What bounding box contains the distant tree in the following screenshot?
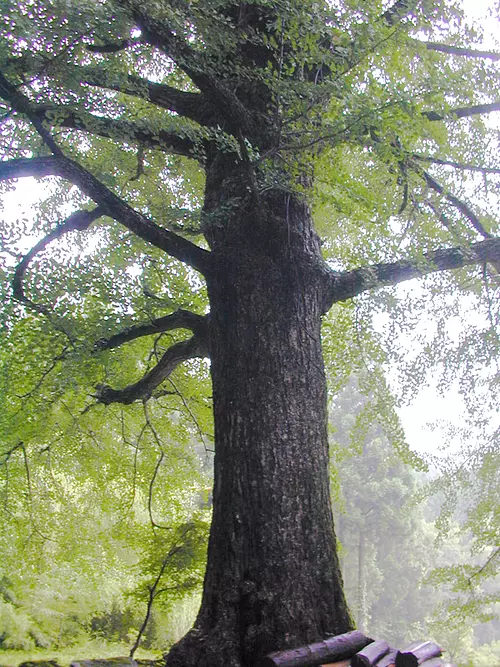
[329,380,434,645]
[1,1,500,665]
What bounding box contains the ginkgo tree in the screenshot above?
[1,0,500,665]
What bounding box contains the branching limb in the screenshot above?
[95,334,208,405]
[322,237,500,310]
[0,69,205,159]
[115,0,258,137]
[424,101,500,121]
[0,71,62,156]
[0,157,212,275]
[422,42,500,61]
[419,167,493,240]
[95,309,208,350]
[468,546,500,584]
[129,524,195,658]
[142,402,171,531]
[8,208,102,342]
[167,378,213,454]
[0,441,24,467]
[34,104,200,158]
[12,207,104,306]
[325,1,419,88]
[79,66,219,128]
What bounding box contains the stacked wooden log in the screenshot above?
[258,631,457,667]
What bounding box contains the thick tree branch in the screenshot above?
[115,0,258,137]
[79,66,219,128]
[34,104,200,158]
[95,309,208,351]
[12,207,104,304]
[424,101,500,122]
[0,69,209,160]
[95,334,208,405]
[0,157,212,275]
[423,42,500,61]
[322,238,500,310]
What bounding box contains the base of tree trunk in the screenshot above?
[166,626,243,667]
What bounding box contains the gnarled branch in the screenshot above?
[79,66,219,128]
[12,207,104,304]
[95,334,208,405]
[0,156,212,275]
[95,309,208,351]
[322,237,500,310]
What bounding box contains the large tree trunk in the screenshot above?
[166,157,352,667]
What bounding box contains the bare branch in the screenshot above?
[468,546,500,584]
[322,238,500,310]
[0,156,212,275]
[95,334,208,405]
[412,155,500,175]
[95,309,208,350]
[167,377,213,454]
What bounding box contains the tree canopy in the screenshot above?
[1,0,500,665]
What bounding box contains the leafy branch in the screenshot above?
[95,334,208,405]
[0,156,212,274]
[322,238,500,310]
[12,206,104,310]
[95,309,208,351]
[129,525,196,658]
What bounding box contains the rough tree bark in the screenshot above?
[166,157,352,666]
